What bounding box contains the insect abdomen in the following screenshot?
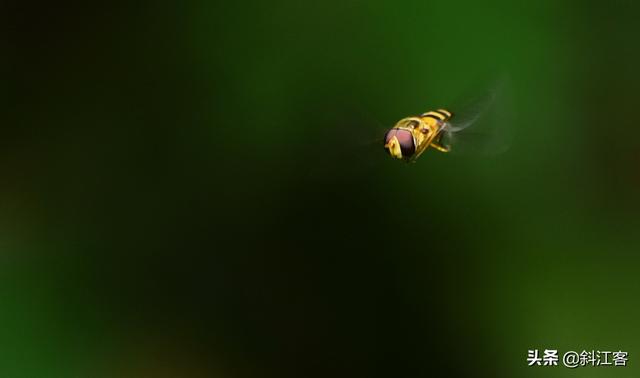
[420,109,452,121]
[420,109,452,122]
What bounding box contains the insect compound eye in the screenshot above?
[394,129,415,157]
[384,128,415,158]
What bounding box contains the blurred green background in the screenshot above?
[4,0,640,377]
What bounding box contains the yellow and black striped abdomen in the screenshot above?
[420,109,452,122]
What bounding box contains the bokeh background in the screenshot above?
[5,0,640,377]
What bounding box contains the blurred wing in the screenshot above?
[440,77,513,155]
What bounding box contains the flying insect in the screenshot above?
[384,109,453,161]
[383,80,509,162]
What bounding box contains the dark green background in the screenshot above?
[5,0,640,377]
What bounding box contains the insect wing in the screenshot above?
[443,77,513,155]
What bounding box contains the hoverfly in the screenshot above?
[384,109,453,161]
[383,79,509,162]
